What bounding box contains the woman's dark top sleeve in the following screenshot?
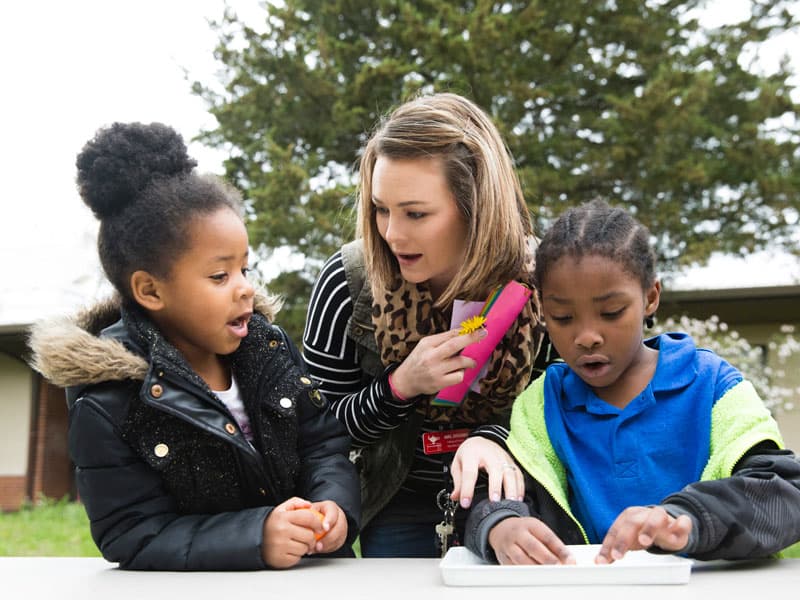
[302,252,416,448]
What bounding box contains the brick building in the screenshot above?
[0,323,72,511]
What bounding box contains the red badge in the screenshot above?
[421,429,470,455]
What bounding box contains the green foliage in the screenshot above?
[653,316,800,413]
[0,496,100,557]
[195,0,800,342]
[783,541,800,558]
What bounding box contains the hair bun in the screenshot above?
[76,122,197,219]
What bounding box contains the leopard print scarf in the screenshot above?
[372,277,542,424]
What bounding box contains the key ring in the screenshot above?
[436,488,457,513]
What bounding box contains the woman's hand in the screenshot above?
[489,517,575,565]
[450,437,525,508]
[595,506,692,564]
[389,328,486,400]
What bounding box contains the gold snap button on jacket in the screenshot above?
[154,443,169,458]
[269,340,279,348]
[150,384,163,398]
[224,423,236,435]
[300,376,312,385]
[353,326,364,337]
[309,389,325,408]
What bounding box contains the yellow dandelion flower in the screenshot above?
[459,315,486,335]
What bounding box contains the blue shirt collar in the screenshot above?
[553,332,698,411]
[648,332,698,392]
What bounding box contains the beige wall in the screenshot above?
[0,353,32,475]
[778,411,800,453]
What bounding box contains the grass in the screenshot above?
[782,542,800,558]
[0,496,100,557]
[0,496,797,559]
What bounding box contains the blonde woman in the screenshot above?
[303,93,550,557]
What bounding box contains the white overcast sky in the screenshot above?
[1,0,798,326]
[1,0,264,324]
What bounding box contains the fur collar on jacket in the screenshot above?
[29,292,279,389]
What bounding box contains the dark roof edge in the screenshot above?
[662,284,800,303]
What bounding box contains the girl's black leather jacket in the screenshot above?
[30,299,360,570]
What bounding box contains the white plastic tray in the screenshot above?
[440,545,692,586]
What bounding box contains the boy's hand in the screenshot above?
[309,500,348,554]
[488,516,575,565]
[596,506,692,564]
[262,497,318,568]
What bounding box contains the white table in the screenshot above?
[2,556,798,599]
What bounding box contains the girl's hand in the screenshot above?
[262,497,318,568]
[389,328,487,399]
[596,506,692,564]
[309,500,348,554]
[450,437,525,508]
[488,517,575,565]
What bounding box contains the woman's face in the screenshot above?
[371,155,469,299]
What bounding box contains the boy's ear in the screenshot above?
[645,279,661,317]
[130,270,165,311]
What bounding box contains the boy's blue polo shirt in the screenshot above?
[543,333,742,543]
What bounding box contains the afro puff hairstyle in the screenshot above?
[76,122,243,299]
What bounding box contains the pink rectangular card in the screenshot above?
[432,281,531,406]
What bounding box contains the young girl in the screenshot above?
[29,122,360,570]
[461,199,800,564]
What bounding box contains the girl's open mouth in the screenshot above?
[227,314,251,338]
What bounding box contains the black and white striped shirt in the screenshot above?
[303,251,518,491]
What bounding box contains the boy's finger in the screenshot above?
[653,514,692,551]
[518,537,562,565]
[596,533,613,563]
[639,507,672,547]
[529,520,574,564]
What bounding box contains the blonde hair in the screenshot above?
[357,92,533,306]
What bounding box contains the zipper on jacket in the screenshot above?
[523,461,590,545]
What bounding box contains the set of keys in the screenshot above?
[435,488,459,558]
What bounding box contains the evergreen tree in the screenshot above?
[194,0,800,341]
